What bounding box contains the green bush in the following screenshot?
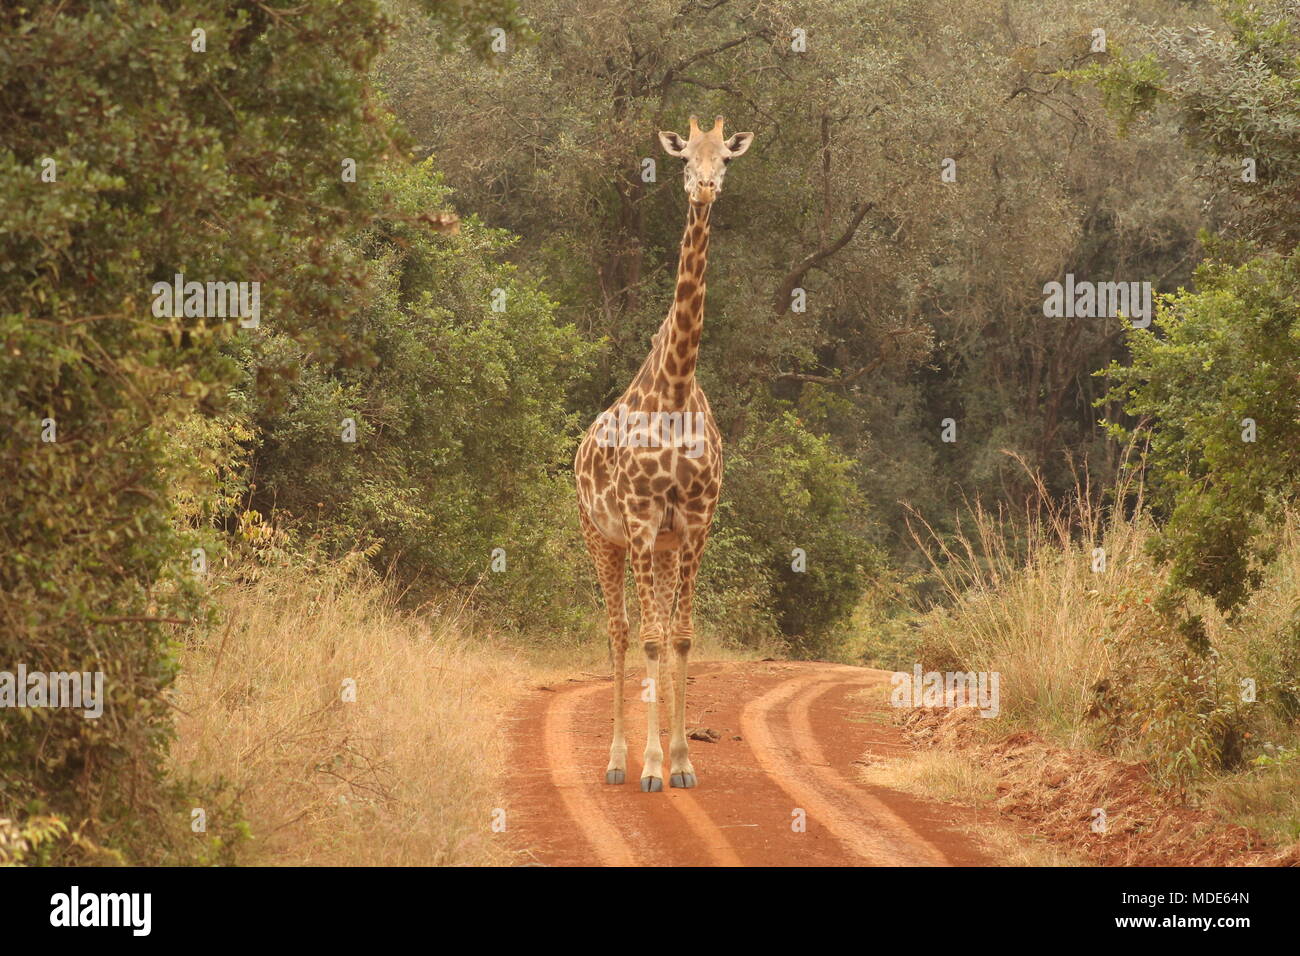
[701,406,878,655]
[238,162,597,629]
[0,0,406,861]
[1102,249,1300,613]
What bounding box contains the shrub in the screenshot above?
[1102,249,1300,613]
[237,162,597,629]
[0,0,406,861]
[703,407,878,655]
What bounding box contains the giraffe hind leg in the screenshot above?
[627,516,667,792]
[579,509,629,784]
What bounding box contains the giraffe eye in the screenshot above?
[723,157,731,164]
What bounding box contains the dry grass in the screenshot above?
[906,460,1153,746]
[957,824,1086,867]
[168,557,769,866]
[170,560,523,866]
[902,454,1300,845]
[520,603,776,686]
[1209,758,1300,847]
[860,748,998,804]
[857,749,1084,866]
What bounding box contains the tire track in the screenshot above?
[541,681,638,866]
[659,791,745,866]
[506,660,992,867]
[738,673,923,865]
[785,677,950,866]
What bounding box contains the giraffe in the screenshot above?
[574,115,754,792]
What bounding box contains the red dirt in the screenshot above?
[898,706,1298,867]
[501,660,994,866]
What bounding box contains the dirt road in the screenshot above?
[503,660,994,866]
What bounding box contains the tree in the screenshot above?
[1095,0,1300,614]
[240,162,595,627]
[1104,251,1300,613]
[0,0,420,861]
[378,0,1210,640]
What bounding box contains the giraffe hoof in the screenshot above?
[605,769,626,785]
[640,776,663,793]
[670,773,697,789]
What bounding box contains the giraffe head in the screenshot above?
[658,115,754,205]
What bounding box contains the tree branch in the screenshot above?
[658,30,772,91]
[776,356,885,387]
[773,201,875,314]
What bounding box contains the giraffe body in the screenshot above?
[575,116,753,791]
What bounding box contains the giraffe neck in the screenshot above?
[650,201,711,409]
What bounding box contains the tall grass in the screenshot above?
[905,453,1299,804]
[169,559,521,866]
[906,458,1150,746]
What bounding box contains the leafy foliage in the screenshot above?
[380,0,1211,599]
[706,408,877,652]
[240,162,595,626]
[1095,0,1300,614]
[10,0,1300,857]
[0,0,406,861]
[1088,0,1300,249]
[1103,250,1300,613]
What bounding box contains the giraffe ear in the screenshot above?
[658,130,688,157]
[724,132,754,157]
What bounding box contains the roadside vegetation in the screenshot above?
[859,2,1300,847]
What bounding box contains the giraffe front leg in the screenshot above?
[667,631,695,789]
[652,547,681,781]
[670,632,702,790]
[669,539,705,788]
[629,522,665,792]
[639,633,665,792]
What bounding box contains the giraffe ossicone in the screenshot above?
[574,116,754,792]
